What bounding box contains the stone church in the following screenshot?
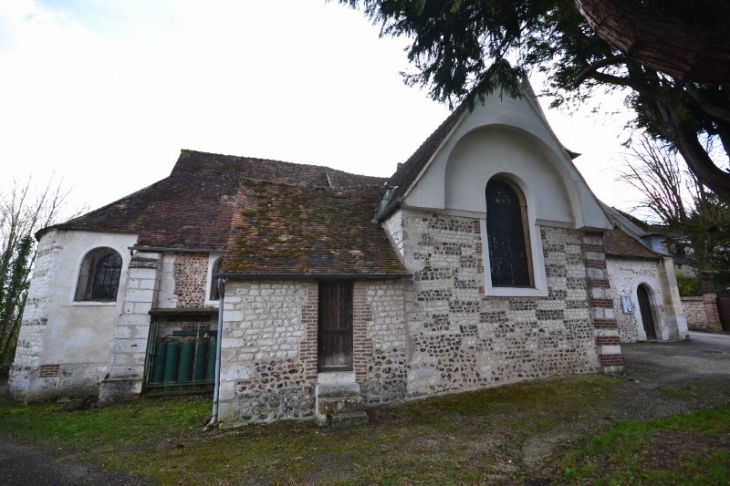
[9,82,687,426]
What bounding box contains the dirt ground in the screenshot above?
[2,330,729,485]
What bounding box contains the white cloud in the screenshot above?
[0,0,637,216]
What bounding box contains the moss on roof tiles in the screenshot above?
[223,178,407,276]
[604,228,661,260]
[42,149,406,276]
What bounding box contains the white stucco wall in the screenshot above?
[402,92,611,231]
[444,128,573,225]
[607,258,667,342]
[40,231,136,364]
[10,229,138,399]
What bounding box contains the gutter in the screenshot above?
[206,276,225,429]
[374,197,404,223]
[218,272,411,280]
[131,245,224,254]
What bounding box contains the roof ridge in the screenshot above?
[238,175,384,190]
[178,149,387,181]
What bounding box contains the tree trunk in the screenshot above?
[640,91,730,202]
[574,0,730,83]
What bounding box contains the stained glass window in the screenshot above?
[486,178,532,287]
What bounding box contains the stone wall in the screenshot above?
[9,230,66,400]
[606,258,666,342]
[10,230,136,402]
[396,209,602,399]
[682,297,706,329]
[217,279,407,425]
[99,252,161,404]
[359,280,407,406]
[157,253,210,309]
[682,294,722,331]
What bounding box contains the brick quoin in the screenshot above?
[599,354,625,366]
[583,232,624,372]
[587,279,611,289]
[301,287,319,381]
[38,364,59,378]
[592,299,614,308]
[353,284,372,381]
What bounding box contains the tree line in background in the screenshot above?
[0,179,75,376]
[619,135,730,297]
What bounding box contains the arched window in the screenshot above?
[75,247,123,301]
[209,257,223,301]
[486,178,532,287]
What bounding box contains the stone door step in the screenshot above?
[329,411,369,428]
[317,394,365,415]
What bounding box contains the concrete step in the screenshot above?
[317,394,365,415]
[329,411,369,428]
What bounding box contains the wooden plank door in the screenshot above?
[637,285,657,340]
[318,281,353,371]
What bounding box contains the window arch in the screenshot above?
[486,178,533,288]
[209,257,223,301]
[74,247,123,302]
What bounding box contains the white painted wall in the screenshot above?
[40,230,137,365]
[403,91,611,231]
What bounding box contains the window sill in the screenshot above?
[71,300,118,306]
[485,286,548,298]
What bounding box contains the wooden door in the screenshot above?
[637,285,657,340]
[318,281,353,371]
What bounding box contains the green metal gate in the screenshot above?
[144,309,218,392]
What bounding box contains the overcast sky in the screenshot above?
[0,0,634,220]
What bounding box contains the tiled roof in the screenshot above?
[46,150,406,276]
[604,228,661,260]
[224,179,407,276]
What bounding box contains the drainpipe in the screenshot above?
[206,276,225,428]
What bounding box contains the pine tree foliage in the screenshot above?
[337,0,730,201]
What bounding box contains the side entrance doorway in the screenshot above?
[637,284,657,340]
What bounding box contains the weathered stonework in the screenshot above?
[582,233,623,371]
[99,252,161,405]
[157,253,209,309]
[217,279,407,425]
[702,293,722,331]
[395,209,603,399]
[217,280,315,424]
[10,230,136,402]
[606,257,688,342]
[9,230,64,400]
[682,297,708,329]
[606,259,666,342]
[359,281,408,406]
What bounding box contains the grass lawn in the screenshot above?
[1,374,729,485]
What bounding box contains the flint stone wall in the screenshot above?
[682,297,706,329]
[606,258,666,342]
[393,209,600,398]
[218,279,407,425]
[157,253,209,309]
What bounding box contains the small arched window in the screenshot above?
[486,178,533,287]
[209,257,223,300]
[75,247,123,301]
